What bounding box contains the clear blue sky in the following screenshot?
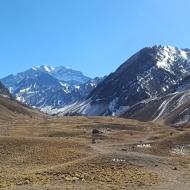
[1,0,190,78]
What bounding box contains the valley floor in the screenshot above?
[0,116,190,189]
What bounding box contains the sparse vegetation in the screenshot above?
[0,115,190,189]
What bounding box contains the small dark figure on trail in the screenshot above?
[92,129,101,134]
[91,129,102,144]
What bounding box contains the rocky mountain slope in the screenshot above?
[1,65,102,112]
[124,81,190,127]
[59,45,190,121]
[0,81,40,120]
[0,82,11,98]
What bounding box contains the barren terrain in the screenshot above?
[0,116,190,189]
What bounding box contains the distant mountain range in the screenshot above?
[2,45,190,126]
[1,65,103,113]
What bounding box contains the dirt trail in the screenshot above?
[89,128,190,190]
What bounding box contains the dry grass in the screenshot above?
[0,115,190,189]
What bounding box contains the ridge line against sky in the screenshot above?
[1,0,190,78]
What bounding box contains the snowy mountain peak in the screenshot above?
[32,65,55,73]
[153,45,190,72]
[30,65,91,84]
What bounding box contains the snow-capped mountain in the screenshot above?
[32,65,91,83]
[60,45,190,117]
[2,65,90,91]
[1,66,102,112]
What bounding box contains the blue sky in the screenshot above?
[1,0,190,78]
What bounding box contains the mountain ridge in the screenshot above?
[1,65,102,112]
[58,45,190,124]
[2,45,190,126]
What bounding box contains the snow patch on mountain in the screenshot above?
[32,65,55,73]
[44,65,55,72]
[155,46,189,73]
[16,95,25,103]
